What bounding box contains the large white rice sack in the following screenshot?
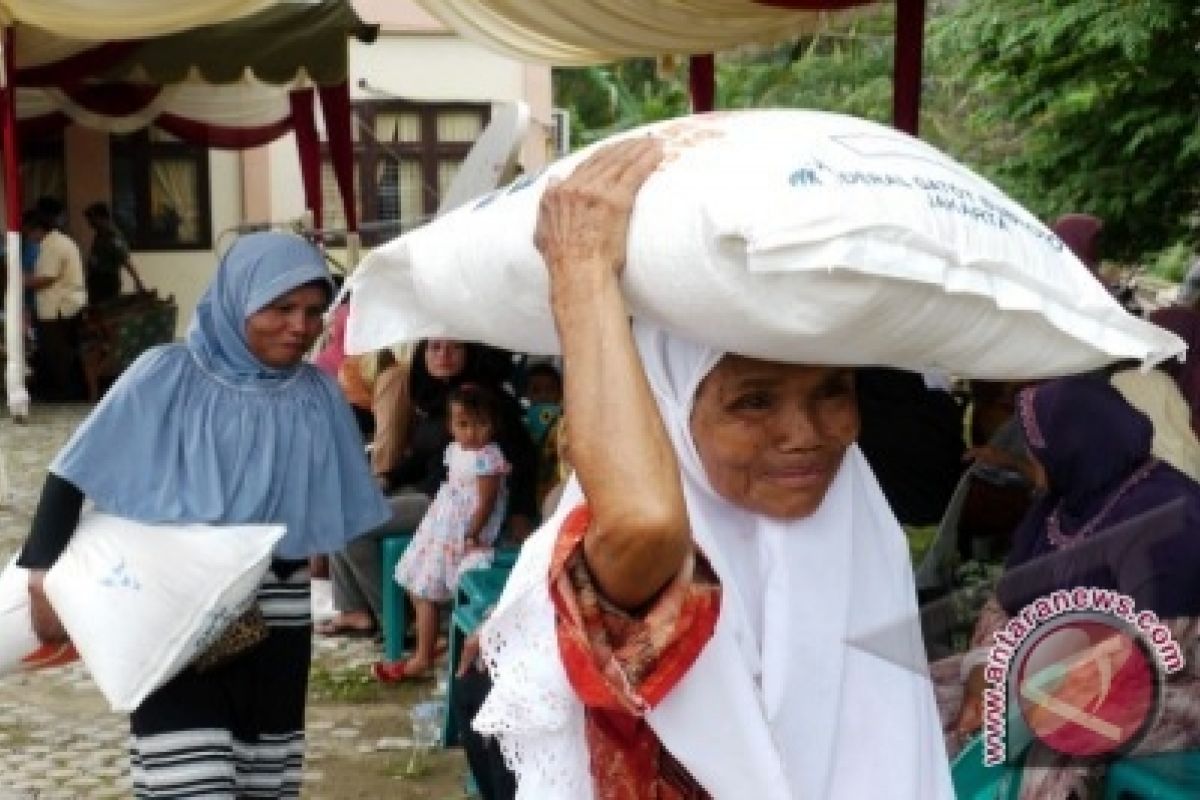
[347,109,1183,377]
[41,511,284,712]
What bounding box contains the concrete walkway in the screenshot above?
[0,405,467,799]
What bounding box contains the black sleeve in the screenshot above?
[17,473,84,569]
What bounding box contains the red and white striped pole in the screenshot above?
[1,24,29,420]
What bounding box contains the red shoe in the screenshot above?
[371,659,407,682]
[371,659,433,683]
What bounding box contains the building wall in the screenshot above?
[133,151,243,337]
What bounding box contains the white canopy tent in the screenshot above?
[1,1,365,419]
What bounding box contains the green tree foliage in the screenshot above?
[932,0,1200,260]
[553,3,1198,263]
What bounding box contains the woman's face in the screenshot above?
[426,339,468,379]
[690,356,859,520]
[244,283,327,369]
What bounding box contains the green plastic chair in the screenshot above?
[442,565,513,747]
[379,532,414,662]
[952,735,1026,800]
[1103,750,1200,799]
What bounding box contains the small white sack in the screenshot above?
[42,511,285,712]
[0,557,43,676]
[347,109,1184,378]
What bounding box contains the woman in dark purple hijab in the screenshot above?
[997,376,1200,619]
[933,376,1200,799]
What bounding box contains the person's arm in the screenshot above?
[536,137,688,611]
[371,361,412,480]
[464,474,503,548]
[19,473,85,643]
[123,259,146,292]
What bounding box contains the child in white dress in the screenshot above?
[373,385,509,680]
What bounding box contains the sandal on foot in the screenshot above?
[371,659,434,683]
[315,617,377,638]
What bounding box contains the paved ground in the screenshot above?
[0,405,469,799]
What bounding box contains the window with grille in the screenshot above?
[321,101,489,245]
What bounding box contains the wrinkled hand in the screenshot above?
[534,137,664,288]
[28,571,68,644]
[456,632,482,679]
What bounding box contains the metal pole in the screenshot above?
[1,25,28,420]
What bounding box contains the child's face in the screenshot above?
[450,403,494,450]
[526,374,562,406]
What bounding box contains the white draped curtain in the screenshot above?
[414,0,856,64]
[0,0,275,41]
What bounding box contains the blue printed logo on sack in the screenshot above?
[99,559,141,591]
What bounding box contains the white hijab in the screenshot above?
[475,322,953,799]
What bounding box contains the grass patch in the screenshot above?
[308,664,390,704]
[0,721,34,748]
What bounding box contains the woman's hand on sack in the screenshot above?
[27,570,68,644]
[535,136,663,295]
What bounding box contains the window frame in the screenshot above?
[109,129,213,252]
[322,100,490,245]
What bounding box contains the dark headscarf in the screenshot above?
[1148,307,1200,437]
[1051,213,1103,271]
[999,376,1200,618]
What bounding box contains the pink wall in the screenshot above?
[521,64,555,170]
[352,0,445,31]
[241,147,272,224]
[63,125,109,243]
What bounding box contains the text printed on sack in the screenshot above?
[788,164,1062,250]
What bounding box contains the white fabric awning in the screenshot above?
[415,0,867,65]
[0,0,276,41]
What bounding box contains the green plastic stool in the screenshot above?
[441,565,511,747]
[442,600,489,747]
[1104,750,1200,799]
[492,544,520,569]
[379,533,414,662]
[952,735,1026,800]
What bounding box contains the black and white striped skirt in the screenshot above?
[129,567,312,799]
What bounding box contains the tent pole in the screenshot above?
[289,88,323,232]
[2,25,28,421]
[892,0,925,136]
[689,54,716,113]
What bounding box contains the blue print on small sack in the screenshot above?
[99,559,141,591]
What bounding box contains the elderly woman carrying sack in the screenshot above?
[472,140,952,798]
[20,233,391,799]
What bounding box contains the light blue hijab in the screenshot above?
[51,232,391,559]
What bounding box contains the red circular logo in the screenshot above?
[1015,616,1159,759]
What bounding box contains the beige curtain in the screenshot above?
[415,0,857,64]
[1,0,275,41]
[149,158,200,244]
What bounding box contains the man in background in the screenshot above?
[23,210,87,401]
[84,201,145,305]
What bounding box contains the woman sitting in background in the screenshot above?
[934,376,1200,799]
[318,339,537,637]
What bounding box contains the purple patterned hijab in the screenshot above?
[1000,376,1200,618]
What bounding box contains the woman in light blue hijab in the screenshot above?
[20,232,391,799]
